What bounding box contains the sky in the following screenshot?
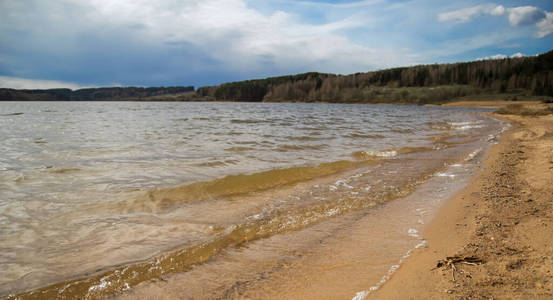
[0,0,552,89]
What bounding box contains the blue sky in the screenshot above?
[0,0,552,89]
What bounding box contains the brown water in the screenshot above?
[0,102,506,299]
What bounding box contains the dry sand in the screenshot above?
[373,101,553,299]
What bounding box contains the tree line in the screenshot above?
[1,50,551,103]
[0,86,194,101]
[195,49,553,103]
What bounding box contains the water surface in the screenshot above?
[0,101,504,298]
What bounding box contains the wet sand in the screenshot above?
[374,102,553,299]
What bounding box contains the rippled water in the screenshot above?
[0,101,503,298]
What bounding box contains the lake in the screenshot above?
[0,101,506,298]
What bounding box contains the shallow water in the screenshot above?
[0,101,504,298]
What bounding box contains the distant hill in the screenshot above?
[1,49,551,103]
[0,86,194,101]
[196,49,553,104]
[196,72,336,102]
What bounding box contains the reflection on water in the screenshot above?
[0,101,503,298]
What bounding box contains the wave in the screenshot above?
[230,119,266,124]
[351,147,433,160]
[49,167,82,174]
[192,159,239,168]
[224,146,253,152]
[344,133,386,139]
[6,138,486,299]
[427,121,484,130]
[125,159,381,213]
[33,138,47,144]
[285,136,330,141]
[277,144,327,151]
[12,163,427,300]
[389,128,414,134]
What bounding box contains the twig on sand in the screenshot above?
[435,256,484,282]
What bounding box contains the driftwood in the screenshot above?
[435,256,484,282]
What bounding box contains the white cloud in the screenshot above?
[490,54,508,59]
[477,52,526,61]
[0,0,548,88]
[79,0,416,73]
[0,0,434,87]
[537,12,553,38]
[438,4,498,23]
[439,4,551,38]
[0,76,93,90]
[477,54,506,60]
[294,0,383,9]
[507,6,546,27]
[491,5,506,16]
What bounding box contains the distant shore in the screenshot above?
[2,48,552,103]
[372,101,553,298]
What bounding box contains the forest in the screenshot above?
[0,86,194,101]
[196,49,553,104]
[1,50,551,103]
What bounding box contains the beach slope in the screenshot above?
[373,105,553,299]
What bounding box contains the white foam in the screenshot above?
[352,290,369,300]
[58,283,73,294]
[436,172,456,178]
[325,208,340,217]
[349,173,364,179]
[87,278,111,293]
[449,121,483,130]
[249,213,263,220]
[408,228,420,238]
[415,240,427,249]
[335,179,354,189]
[362,150,398,158]
[465,148,482,161]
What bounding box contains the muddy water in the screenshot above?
[0,102,504,298]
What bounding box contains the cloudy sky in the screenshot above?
[1,0,552,89]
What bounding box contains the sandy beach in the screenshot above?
[373,101,553,299]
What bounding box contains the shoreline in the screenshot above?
[1,102,548,296]
[372,102,553,298]
[111,107,505,299]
